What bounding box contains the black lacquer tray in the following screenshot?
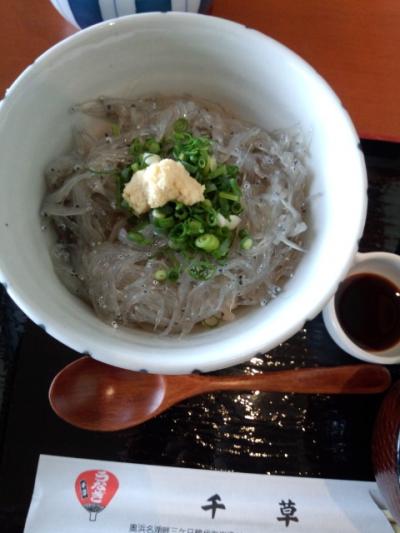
[0,140,399,532]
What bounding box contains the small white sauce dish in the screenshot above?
[323,251,400,364]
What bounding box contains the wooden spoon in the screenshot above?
[49,357,391,432]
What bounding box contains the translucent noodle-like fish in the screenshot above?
[42,96,310,335]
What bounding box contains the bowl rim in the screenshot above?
[0,12,368,373]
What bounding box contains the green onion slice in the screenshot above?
[184,218,204,235]
[167,267,180,281]
[195,234,220,252]
[144,138,160,153]
[173,118,189,133]
[127,231,152,245]
[240,237,253,250]
[154,269,167,281]
[188,260,216,281]
[219,191,240,202]
[154,216,175,230]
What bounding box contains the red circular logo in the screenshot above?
[75,469,119,521]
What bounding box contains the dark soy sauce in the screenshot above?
[335,273,400,351]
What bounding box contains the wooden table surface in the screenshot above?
[1,0,399,142]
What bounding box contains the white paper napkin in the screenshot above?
[24,455,393,533]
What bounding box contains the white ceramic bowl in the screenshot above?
[0,13,367,374]
[323,252,400,364]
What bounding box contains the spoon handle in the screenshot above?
[199,365,391,394]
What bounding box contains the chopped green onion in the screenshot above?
[198,157,207,169]
[120,167,132,181]
[212,237,231,259]
[231,202,243,215]
[240,237,253,250]
[175,203,189,220]
[229,178,241,196]
[218,198,230,216]
[154,269,167,281]
[185,218,204,235]
[226,164,239,177]
[210,164,227,179]
[201,199,213,209]
[205,211,218,226]
[188,260,216,281]
[238,228,249,239]
[127,231,152,245]
[195,233,220,252]
[169,223,187,241]
[144,138,160,153]
[205,182,217,193]
[173,118,189,133]
[180,161,197,174]
[219,191,240,202]
[119,125,247,271]
[154,216,174,230]
[167,267,180,281]
[219,226,232,237]
[129,138,143,156]
[208,155,217,172]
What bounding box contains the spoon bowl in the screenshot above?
[49,357,391,431]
